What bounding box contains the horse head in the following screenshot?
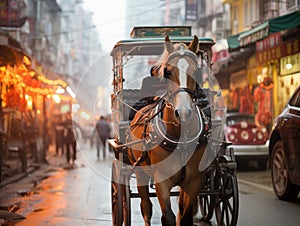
[160,35,200,123]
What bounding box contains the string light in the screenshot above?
[0,63,73,110]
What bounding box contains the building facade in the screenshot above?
[221,0,300,129]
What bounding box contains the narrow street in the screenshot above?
[1,142,300,226]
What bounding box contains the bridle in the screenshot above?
[150,48,210,151]
[164,48,203,101]
[127,48,211,153]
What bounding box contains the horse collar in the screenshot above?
[152,102,207,152]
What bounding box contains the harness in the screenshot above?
[127,94,211,155]
[125,48,212,184]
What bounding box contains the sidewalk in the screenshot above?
[0,145,68,224]
[0,145,66,188]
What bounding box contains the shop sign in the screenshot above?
[0,0,27,28]
[240,23,269,47]
[280,52,300,75]
[185,0,198,21]
[256,33,300,64]
[256,32,282,63]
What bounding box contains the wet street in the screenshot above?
[1,142,300,226]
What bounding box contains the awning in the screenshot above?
[0,32,25,66]
[228,10,300,50]
[269,10,300,33]
[227,32,246,50]
[239,22,269,47]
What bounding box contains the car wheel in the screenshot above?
[270,140,299,201]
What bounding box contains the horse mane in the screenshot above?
[154,42,189,78]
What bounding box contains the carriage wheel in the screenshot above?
[214,169,239,226]
[198,167,215,221]
[111,160,131,226]
[123,179,131,226]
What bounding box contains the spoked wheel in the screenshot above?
[198,167,215,221]
[214,168,239,226]
[111,159,131,226]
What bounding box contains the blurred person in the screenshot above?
[94,115,110,160]
[63,112,77,165]
[106,115,115,139]
[86,122,95,148]
[54,115,65,156]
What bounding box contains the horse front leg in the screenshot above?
[136,171,153,226]
[155,181,176,226]
[177,190,194,226]
[177,177,202,226]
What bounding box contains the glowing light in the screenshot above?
[56,87,65,94]
[66,86,76,99]
[286,63,293,70]
[53,94,61,104]
[23,56,31,66]
[257,74,263,83]
[80,111,91,120]
[72,104,80,113]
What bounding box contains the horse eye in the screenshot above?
[165,69,172,78]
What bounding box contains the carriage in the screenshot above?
[108,26,239,226]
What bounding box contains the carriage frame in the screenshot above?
[108,26,239,226]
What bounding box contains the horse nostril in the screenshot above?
[174,109,180,119]
[174,109,193,121]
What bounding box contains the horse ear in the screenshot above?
[188,35,199,53]
[164,36,174,53]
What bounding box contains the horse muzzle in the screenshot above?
[169,88,195,123]
[174,107,193,122]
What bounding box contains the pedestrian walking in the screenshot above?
[63,112,77,165]
[54,115,64,156]
[94,116,110,160]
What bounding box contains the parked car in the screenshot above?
[224,112,269,169]
[269,85,300,201]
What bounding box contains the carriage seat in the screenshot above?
[119,89,147,121]
[119,77,167,121]
[121,89,148,108]
[140,76,167,100]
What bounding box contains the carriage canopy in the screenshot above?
[110,26,226,170]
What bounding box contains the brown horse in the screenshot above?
[127,35,210,226]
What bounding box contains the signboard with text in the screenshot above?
[185,0,198,21]
[0,0,27,28]
[256,32,300,64]
[280,52,300,75]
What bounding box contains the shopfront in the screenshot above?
[256,32,300,116]
[278,43,300,113]
[226,10,300,120]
